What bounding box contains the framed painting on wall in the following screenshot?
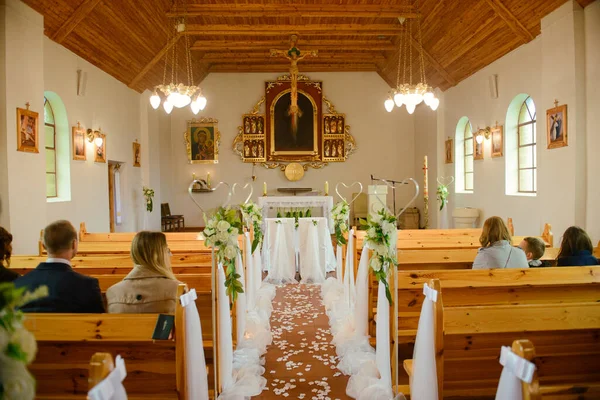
[133,141,141,167]
[444,138,453,164]
[16,105,39,153]
[94,132,106,163]
[491,125,503,158]
[474,137,484,160]
[184,117,220,164]
[72,125,86,161]
[546,103,568,149]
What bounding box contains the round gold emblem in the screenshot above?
[284,163,305,182]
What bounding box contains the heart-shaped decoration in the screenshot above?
[188,180,232,215]
[335,181,363,205]
[370,178,420,218]
[437,176,455,187]
[232,182,254,205]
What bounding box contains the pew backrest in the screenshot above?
[79,222,201,242]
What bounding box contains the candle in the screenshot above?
[263,182,267,196]
[192,172,196,180]
[207,172,211,188]
[325,181,329,196]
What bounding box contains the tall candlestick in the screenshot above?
[263,182,267,196]
[325,181,329,196]
[423,156,429,229]
[207,172,211,188]
[192,172,196,180]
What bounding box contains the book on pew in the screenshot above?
[152,314,174,340]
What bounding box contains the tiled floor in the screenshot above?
[256,284,350,399]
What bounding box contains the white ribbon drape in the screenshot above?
[180,289,210,400]
[244,233,255,312]
[410,283,439,400]
[235,253,247,345]
[343,229,356,309]
[217,264,234,392]
[87,355,128,400]
[495,346,536,400]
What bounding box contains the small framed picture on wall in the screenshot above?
[133,141,141,167]
[491,125,503,158]
[16,105,39,153]
[94,132,106,163]
[546,103,568,149]
[444,138,453,164]
[474,137,484,160]
[72,124,86,161]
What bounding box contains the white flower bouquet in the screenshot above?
[203,207,244,304]
[240,201,263,254]
[0,283,48,400]
[331,200,350,245]
[142,186,155,213]
[359,208,398,304]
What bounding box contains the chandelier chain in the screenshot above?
[162,20,170,86]
[396,25,402,88]
[402,21,408,85]
[417,12,427,85]
[408,18,413,85]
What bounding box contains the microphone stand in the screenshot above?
[370,175,408,227]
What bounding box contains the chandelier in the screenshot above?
[149,0,206,115]
[384,12,439,114]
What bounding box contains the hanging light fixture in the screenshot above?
[150,0,206,114]
[385,7,439,113]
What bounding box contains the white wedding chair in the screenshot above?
[263,217,297,283]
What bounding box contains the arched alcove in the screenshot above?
[44,91,71,202]
[505,94,537,196]
[454,116,473,193]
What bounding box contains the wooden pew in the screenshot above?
[25,285,208,400]
[79,222,201,242]
[400,274,600,399]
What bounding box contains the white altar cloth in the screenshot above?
[258,196,334,233]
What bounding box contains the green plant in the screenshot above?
[240,201,263,254]
[142,186,154,212]
[437,184,449,211]
[331,200,350,246]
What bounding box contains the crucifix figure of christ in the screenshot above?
[270,35,318,144]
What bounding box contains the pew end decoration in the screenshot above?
[331,199,350,246]
[240,201,263,254]
[0,283,48,400]
[203,207,244,304]
[142,186,155,212]
[436,176,454,211]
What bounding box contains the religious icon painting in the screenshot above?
[546,104,568,149]
[474,137,484,160]
[94,132,106,163]
[444,138,453,164]
[491,125,503,158]
[133,141,141,167]
[72,125,86,161]
[16,106,39,153]
[184,117,220,164]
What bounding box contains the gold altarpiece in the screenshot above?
[232,74,356,173]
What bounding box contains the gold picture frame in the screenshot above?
[133,141,141,167]
[445,138,453,164]
[16,105,39,153]
[72,124,86,161]
[546,104,568,149]
[184,117,220,164]
[94,132,106,163]
[474,137,484,160]
[491,125,503,158]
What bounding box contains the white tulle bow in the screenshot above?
[180,288,198,307]
[423,283,438,302]
[87,355,127,400]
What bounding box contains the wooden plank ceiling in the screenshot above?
[22,0,595,93]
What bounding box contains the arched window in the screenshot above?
[44,97,57,198]
[454,117,474,193]
[517,96,536,193]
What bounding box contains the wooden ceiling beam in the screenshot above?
[128,35,179,90]
[191,40,396,51]
[484,0,535,43]
[199,52,386,61]
[409,36,456,87]
[167,4,416,18]
[50,0,103,43]
[184,24,402,36]
[209,64,379,73]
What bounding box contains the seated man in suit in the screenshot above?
[14,220,104,313]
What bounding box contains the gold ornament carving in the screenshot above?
[284,163,305,181]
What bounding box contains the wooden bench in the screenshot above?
[79,223,200,242]
[25,285,210,400]
[400,274,600,399]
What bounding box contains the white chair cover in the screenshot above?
[244,233,255,312]
[298,218,326,283]
[336,245,344,279]
[252,244,263,294]
[234,253,247,346]
[87,355,128,400]
[180,289,210,400]
[217,264,234,392]
[264,218,297,283]
[494,346,536,400]
[410,283,439,400]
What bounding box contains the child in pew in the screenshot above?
[14,220,105,313]
[556,226,599,266]
[473,216,529,270]
[0,226,20,282]
[106,231,181,313]
[518,237,551,268]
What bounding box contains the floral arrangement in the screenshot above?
[359,209,398,304]
[203,207,244,304]
[331,200,350,246]
[240,201,263,254]
[437,184,449,211]
[142,186,155,213]
[1,283,48,400]
[276,208,312,229]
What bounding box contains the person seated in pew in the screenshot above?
[14,220,104,313]
[556,226,599,266]
[518,237,551,268]
[0,226,20,283]
[106,231,180,313]
[473,216,529,270]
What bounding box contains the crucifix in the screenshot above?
[270,34,318,143]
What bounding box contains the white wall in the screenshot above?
[434,1,597,243]
[161,72,416,227]
[414,103,438,229]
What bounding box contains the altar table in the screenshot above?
[257,196,334,233]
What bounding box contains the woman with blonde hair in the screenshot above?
[472,216,528,270]
[107,231,180,313]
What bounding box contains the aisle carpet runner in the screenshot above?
[255,284,351,399]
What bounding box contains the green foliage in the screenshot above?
[437,184,449,211]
